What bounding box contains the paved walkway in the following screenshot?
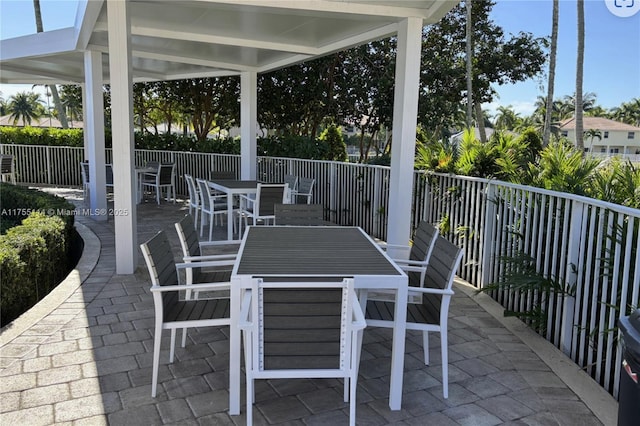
[0,188,617,425]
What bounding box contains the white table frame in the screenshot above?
[228,226,408,415]
[208,180,259,241]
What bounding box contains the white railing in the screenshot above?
[2,143,638,398]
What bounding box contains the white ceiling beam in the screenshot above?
[157,69,241,81]
[0,28,77,61]
[196,0,432,19]
[423,0,460,23]
[133,50,257,72]
[0,64,83,83]
[130,26,320,55]
[74,0,105,49]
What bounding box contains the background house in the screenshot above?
[560,116,640,156]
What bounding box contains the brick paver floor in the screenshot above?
[0,188,615,425]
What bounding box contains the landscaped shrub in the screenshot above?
[0,184,79,326]
[0,126,84,147]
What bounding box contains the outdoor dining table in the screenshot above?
[208,179,259,241]
[228,225,408,415]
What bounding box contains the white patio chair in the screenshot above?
[80,161,90,199]
[364,236,463,399]
[293,176,315,204]
[274,203,326,226]
[105,163,114,191]
[184,174,201,226]
[239,277,366,426]
[196,178,229,240]
[140,230,232,397]
[284,173,298,194]
[372,221,440,303]
[141,163,176,204]
[1,155,16,184]
[238,183,290,230]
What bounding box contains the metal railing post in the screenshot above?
[480,182,497,289]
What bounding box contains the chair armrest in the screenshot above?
[238,290,253,329]
[150,282,231,293]
[350,290,366,330]
[393,258,428,267]
[409,287,455,296]
[183,254,237,262]
[199,240,241,248]
[175,260,235,269]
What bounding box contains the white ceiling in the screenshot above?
[0,0,459,85]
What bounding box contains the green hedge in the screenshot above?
[0,127,346,160]
[0,184,77,326]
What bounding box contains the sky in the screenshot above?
[1,0,639,119]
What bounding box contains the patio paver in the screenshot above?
[0,188,617,425]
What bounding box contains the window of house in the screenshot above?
[628,132,635,139]
[601,148,606,153]
[603,131,609,138]
[561,131,568,137]
[610,148,619,153]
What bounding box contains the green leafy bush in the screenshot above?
[0,184,78,326]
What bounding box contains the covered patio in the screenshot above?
[0,189,614,425]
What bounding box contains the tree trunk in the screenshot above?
[543,0,559,147]
[475,102,487,143]
[575,0,585,153]
[465,0,473,130]
[33,0,69,128]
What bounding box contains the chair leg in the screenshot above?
[441,331,448,399]
[200,212,206,237]
[208,212,214,241]
[151,324,163,397]
[423,331,430,365]
[181,328,188,348]
[169,329,177,363]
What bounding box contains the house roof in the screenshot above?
[0,0,458,85]
[560,116,640,132]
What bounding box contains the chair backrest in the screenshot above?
[296,177,315,203]
[158,163,175,185]
[196,178,212,210]
[255,183,288,217]
[274,203,325,226]
[407,221,439,287]
[80,162,89,184]
[284,174,298,192]
[249,278,356,371]
[175,214,202,259]
[420,236,463,320]
[105,164,114,187]
[1,155,14,174]
[210,170,236,180]
[146,161,160,171]
[184,174,199,207]
[140,231,180,315]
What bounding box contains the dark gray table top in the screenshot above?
[210,180,259,190]
[236,226,402,276]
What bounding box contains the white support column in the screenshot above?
[386,17,423,259]
[81,83,89,161]
[107,0,137,274]
[240,71,257,180]
[83,50,107,221]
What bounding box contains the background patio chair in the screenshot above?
[274,203,326,225]
[80,161,89,199]
[141,163,176,204]
[364,236,463,398]
[196,178,229,240]
[293,176,315,204]
[1,154,16,184]
[284,173,298,194]
[105,163,114,191]
[140,230,231,397]
[210,170,236,180]
[184,174,201,226]
[239,277,366,426]
[238,183,290,230]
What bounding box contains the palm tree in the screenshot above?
[33,0,69,129]
[583,128,602,151]
[575,0,585,153]
[543,0,559,147]
[611,98,640,126]
[465,0,473,130]
[494,105,520,131]
[8,92,43,125]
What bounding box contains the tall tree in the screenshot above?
[33,0,68,128]
[543,0,559,147]
[575,0,585,152]
[465,0,473,130]
[8,92,43,125]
